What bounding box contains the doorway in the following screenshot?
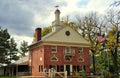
[66,65,70,76]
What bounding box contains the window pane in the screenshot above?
[65,47,71,53]
[39,65,43,72]
[78,48,83,54]
[60,66,64,71]
[52,46,57,53]
[78,57,84,62]
[51,56,58,61]
[73,66,76,71]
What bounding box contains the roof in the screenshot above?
[29,26,90,48]
[55,9,60,14]
[14,56,28,65]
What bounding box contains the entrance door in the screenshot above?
[66,65,70,76]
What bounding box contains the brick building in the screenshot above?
[28,8,90,76]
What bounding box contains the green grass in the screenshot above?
[0,76,20,78]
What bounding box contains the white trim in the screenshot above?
[78,47,83,54]
[51,55,58,62]
[51,46,57,53]
[70,65,72,75]
[78,57,84,62]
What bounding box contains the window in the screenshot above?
[51,46,57,53]
[60,65,64,71]
[77,66,82,71]
[73,66,76,71]
[65,47,71,53]
[65,31,70,36]
[51,55,58,62]
[64,56,72,62]
[78,48,83,54]
[40,46,42,52]
[39,65,43,72]
[73,66,82,72]
[78,57,84,62]
[49,65,57,70]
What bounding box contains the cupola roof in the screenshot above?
[55,9,60,14]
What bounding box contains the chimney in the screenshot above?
[35,28,41,41]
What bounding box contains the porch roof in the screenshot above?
[14,56,28,65]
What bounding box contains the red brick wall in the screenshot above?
[31,46,45,76]
[44,45,90,65]
[30,45,90,76]
[44,45,90,72]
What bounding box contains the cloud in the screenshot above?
[12,35,33,49]
[0,0,118,47]
[0,0,34,37]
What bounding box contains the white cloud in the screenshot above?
[85,0,111,13]
[0,0,119,48]
[12,35,33,49]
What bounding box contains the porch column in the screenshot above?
[16,65,18,76]
[70,65,72,75]
[64,65,66,72]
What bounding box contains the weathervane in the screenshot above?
[55,5,59,9]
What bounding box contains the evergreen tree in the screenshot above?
[8,38,19,64]
[0,27,10,65]
[0,27,20,65]
[20,40,28,56]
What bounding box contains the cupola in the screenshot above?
[52,6,62,32]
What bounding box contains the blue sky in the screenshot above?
[0,0,119,47]
[76,0,89,7]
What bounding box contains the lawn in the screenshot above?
[0,76,20,78]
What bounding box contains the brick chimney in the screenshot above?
[35,28,41,41]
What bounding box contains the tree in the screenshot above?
[42,26,52,37]
[105,10,120,75]
[20,40,28,57]
[8,38,19,64]
[62,16,78,31]
[76,12,106,74]
[0,27,20,65]
[0,27,10,65]
[110,1,120,7]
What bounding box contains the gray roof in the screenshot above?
[14,56,28,65]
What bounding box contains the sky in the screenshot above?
[0,0,119,48]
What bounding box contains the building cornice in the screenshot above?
[42,41,90,47]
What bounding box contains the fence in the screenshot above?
[45,68,67,78]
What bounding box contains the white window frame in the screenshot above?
[65,47,71,53]
[64,56,72,62]
[78,57,84,62]
[51,55,58,62]
[51,46,57,53]
[39,65,43,72]
[78,47,83,54]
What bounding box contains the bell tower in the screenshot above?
[54,6,60,26]
[52,6,62,32]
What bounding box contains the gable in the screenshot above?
[42,26,89,46]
